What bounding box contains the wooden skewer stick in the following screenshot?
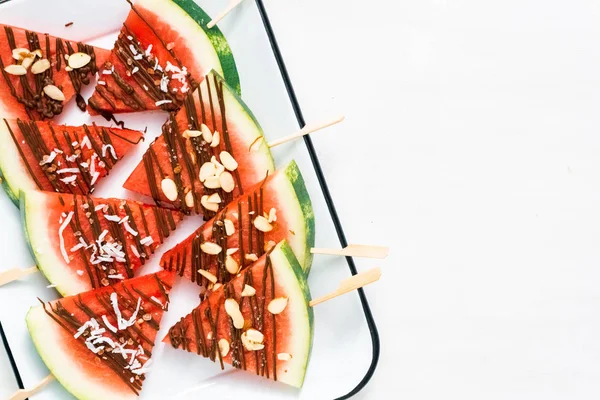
[268,115,345,148]
[311,244,389,259]
[9,374,54,400]
[309,267,382,307]
[207,0,246,29]
[0,266,38,287]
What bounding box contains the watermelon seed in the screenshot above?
[220,151,238,171]
[200,242,222,255]
[4,64,27,76]
[68,52,92,69]
[160,178,178,201]
[224,298,245,329]
[43,85,66,101]
[225,255,239,274]
[218,339,230,357]
[268,297,289,315]
[220,172,235,193]
[241,284,256,297]
[253,216,273,232]
[224,219,235,236]
[277,353,292,361]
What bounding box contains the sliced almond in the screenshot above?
[219,171,235,193]
[204,176,221,189]
[211,156,225,177]
[183,129,202,138]
[201,123,213,143]
[218,338,230,357]
[241,284,256,297]
[43,85,66,101]
[226,247,239,256]
[207,331,213,340]
[12,48,30,61]
[160,178,178,201]
[31,59,51,74]
[200,242,222,255]
[213,283,222,291]
[277,353,292,361]
[21,55,34,69]
[207,192,221,204]
[220,151,238,171]
[264,240,277,252]
[201,195,219,212]
[268,297,288,315]
[224,298,244,329]
[33,49,43,58]
[241,328,264,351]
[253,216,273,232]
[4,64,27,76]
[224,219,235,236]
[65,66,73,72]
[225,255,239,274]
[245,253,258,262]
[199,162,216,182]
[68,52,92,69]
[198,269,217,284]
[268,207,277,223]
[210,131,220,148]
[185,191,194,208]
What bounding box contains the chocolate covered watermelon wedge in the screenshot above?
[162,160,315,288]
[165,240,313,388]
[27,271,175,400]
[21,190,184,296]
[123,70,274,215]
[88,0,239,115]
[0,119,143,205]
[0,24,109,120]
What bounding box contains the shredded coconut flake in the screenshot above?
[59,212,74,263]
[108,274,124,280]
[80,136,92,150]
[104,214,121,222]
[97,80,106,85]
[123,221,138,236]
[140,236,154,246]
[57,168,80,174]
[102,144,117,160]
[155,99,172,106]
[102,69,112,75]
[130,245,140,258]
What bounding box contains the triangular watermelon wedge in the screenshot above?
[123,70,274,215]
[27,271,175,400]
[87,0,239,115]
[162,160,315,288]
[0,24,109,120]
[164,241,314,388]
[21,190,184,296]
[0,118,143,205]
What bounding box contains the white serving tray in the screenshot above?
[0,0,377,398]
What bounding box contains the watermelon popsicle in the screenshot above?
[20,190,184,296]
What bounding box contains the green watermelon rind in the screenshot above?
[283,160,315,274]
[0,120,38,207]
[0,165,18,206]
[169,0,241,95]
[271,240,314,388]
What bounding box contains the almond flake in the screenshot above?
[211,156,225,177]
[185,191,194,208]
[183,129,201,138]
[245,253,258,262]
[200,242,222,255]
[33,49,43,58]
[220,151,238,171]
[224,219,235,236]
[201,123,213,143]
[241,329,264,351]
[204,176,221,189]
[226,247,239,256]
[268,297,288,315]
[241,284,256,297]
[210,131,220,148]
[43,85,65,101]
[225,255,239,274]
[31,59,50,74]
[207,332,213,340]
[4,64,27,76]
[68,52,92,69]
[197,269,217,283]
[277,353,292,361]
[12,48,30,61]
[199,162,216,182]
[207,193,221,204]
[219,171,235,193]
[268,207,277,223]
[201,195,219,212]
[218,338,230,357]
[21,56,34,69]
[264,240,277,252]
[224,298,244,329]
[213,283,222,291]
[253,216,273,232]
[160,178,178,201]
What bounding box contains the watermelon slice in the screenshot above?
[0,24,109,120]
[27,271,175,400]
[21,190,184,296]
[162,160,315,289]
[123,70,274,215]
[87,0,239,115]
[164,241,313,388]
[0,118,143,205]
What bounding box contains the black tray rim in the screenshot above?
[0,1,381,398]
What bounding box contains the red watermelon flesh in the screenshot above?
[123,70,274,216]
[21,190,184,296]
[0,24,109,120]
[164,241,313,388]
[0,118,143,203]
[26,271,175,400]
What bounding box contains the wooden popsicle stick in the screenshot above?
[311,244,389,259]
[268,115,345,148]
[9,374,54,400]
[207,0,246,29]
[309,267,382,307]
[0,266,38,286]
